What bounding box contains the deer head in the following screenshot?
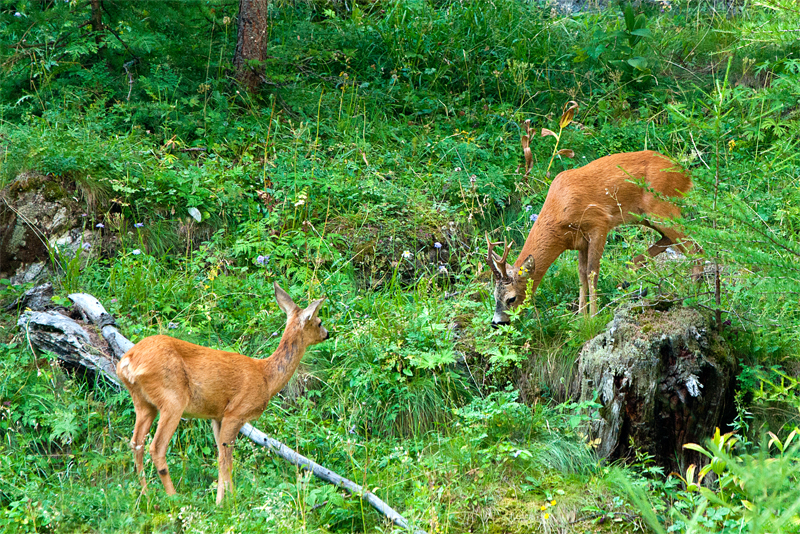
[274,283,329,345]
[487,234,535,325]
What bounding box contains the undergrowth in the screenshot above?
[1,0,799,532]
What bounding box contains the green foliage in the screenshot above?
[1,0,799,532]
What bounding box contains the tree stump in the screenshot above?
[575,304,738,470]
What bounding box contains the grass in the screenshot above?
[1,0,800,532]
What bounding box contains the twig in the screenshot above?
[123,58,138,102]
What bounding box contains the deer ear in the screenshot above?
[300,297,326,323]
[518,255,535,277]
[274,283,299,315]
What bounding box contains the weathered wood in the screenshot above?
[17,310,119,382]
[56,293,427,534]
[68,293,133,357]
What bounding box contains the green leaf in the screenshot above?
[623,2,635,32]
[634,13,647,31]
[627,57,648,70]
[631,28,652,37]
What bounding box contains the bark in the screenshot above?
[16,293,426,534]
[233,0,269,91]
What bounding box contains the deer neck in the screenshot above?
[261,325,307,400]
[513,214,565,291]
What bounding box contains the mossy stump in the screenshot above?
[575,304,737,470]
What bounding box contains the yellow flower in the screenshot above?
[544,513,549,519]
[550,500,556,506]
[540,505,547,511]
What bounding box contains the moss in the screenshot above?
[41,179,66,202]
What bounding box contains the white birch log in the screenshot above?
[62,293,426,534]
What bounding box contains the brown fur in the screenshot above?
[490,150,702,323]
[117,283,328,504]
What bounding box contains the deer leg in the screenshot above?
[215,418,244,505]
[148,406,183,496]
[578,247,589,315]
[130,397,158,488]
[633,234,674,267]
[587,234,607,316]
[211,420,221,450]
[650,224,705,280]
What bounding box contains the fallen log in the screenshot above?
[16,294,426,534]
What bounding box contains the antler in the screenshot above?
[486,233,513,281]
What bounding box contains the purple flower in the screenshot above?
[134,222,144,228]
[110,298,117,303]
[95,223,104,228]
[271,332,278,337]
[132,249,141,255]
[525,205,532,212]
[168,322,178,329]
[14,12,22,17]
[434,242,442,249]
[81,213,87,217]
[530,213,538,223]
[81,242,91,251]
[256,255,269,265]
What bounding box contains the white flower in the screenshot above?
[402,250,413,260]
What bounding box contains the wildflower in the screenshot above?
[402,250,413,260]
[132,249,141,255]
[540,505,547,511]
[454,167,462,172]
[82,242,91,251]
[434,242,442,249]
[256,254,269,265]
[14,12,22,17]
[544,513,549,520]
[550,500,556,506]
[271,332,278,337]
[222,16,231,25]
[134,222,144,228]
[81,213,87,217]
[469,174,477,184]
[438,265,448,274]
[96,223,104,228]
[110,298,117,303]
[525,205,532,212]
[530,213,538,223]
[168,322,178,329]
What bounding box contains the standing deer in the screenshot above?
[489,150,701,324]
[117,283,328,504]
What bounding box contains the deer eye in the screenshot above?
[506,296,516,305]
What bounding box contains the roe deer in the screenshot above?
[117,283,328,504]
[489,150,701,324]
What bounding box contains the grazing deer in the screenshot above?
[117,283,328,504]
[489,150,701,324]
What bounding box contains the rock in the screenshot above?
[0,173,98,283]
[574,304,737,469]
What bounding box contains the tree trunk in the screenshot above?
[90,0,104,46]
[234,0,269,91]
